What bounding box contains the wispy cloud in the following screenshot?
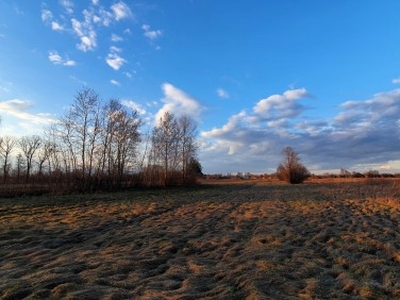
[155,83,202,123]
[111,33,123,42]
[41,9,53,22]
[0,99,56,125]
[122,100,146,115]
[71,18,97,51]
[392,77,400,84]
[110,79,120,86]
[111,2,132,21]
[42,1,133,52]
[142,24,162,40]
[48,51,76,66]
[41,9,64,31]
[217,88,229,99]
[106,46,126,70]
[123,71,134,78]
[60,0,74,14]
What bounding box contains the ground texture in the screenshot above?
[1,181,400,299]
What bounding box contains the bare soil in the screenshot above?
[1,181,400,299]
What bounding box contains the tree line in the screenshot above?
[0,88,202,195]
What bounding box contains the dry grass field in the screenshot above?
[1,179,400,299]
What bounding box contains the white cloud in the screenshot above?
[110,79,120,86]
[111,2,132,21]
[41,9,53,22]
[253,88,309,120]
[0,81,13,93]
[0,99,56,125]
[60,0,74,14]
[392,77,400,84]
[200,86,400,174]
[71,18,97,51]
[111,33,123,42]
[41,9,65,32]
[42,1,135,52]
[48,51,76,66]
[123,71,134,78]
[51,21,64,31]
[106,46,126,70]
[92,7,113,26]
[155,83,203,123]
[121,100,146,115]
[142,24,162,40]
[217,88,229,99]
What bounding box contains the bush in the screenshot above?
[276,147,310,184]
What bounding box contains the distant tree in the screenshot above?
[15,153,25,183]
[19,135,42,183]
[147,112,200,186]
[177,115,198,184]
[36,140,53,176]
[340,168,352,178]
[0,136,16,183]
[276,146,310,184]
[99,99,141,185]
[187,157,203,177]
[151,112,180,185]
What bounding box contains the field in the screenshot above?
[1,180,400,299]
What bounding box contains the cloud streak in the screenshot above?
[0,99,56,125]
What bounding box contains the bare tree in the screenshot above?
[177,115,198,184]
[36,140,54,176]
[19,135,42,183]
[0,136,16,183]
[15,153,25,183]
[276,146,310,184]
[148,112,199,186]
[151,112,180,185]
[54,88,101,190]
[99,99,141,187]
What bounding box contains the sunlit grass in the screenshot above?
[1,180,400,299]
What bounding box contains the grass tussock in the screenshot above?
[1,181,400,299]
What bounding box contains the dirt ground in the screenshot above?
[1,181,400,299]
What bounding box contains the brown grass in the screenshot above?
[1,180,400,299]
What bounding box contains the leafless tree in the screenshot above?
[54,87,101,190]
[151,112,180,185]
[19,135,42,183]
[276,146,310,184]
[178,115,198,184]
[99,99,141,187]
[15,153,25,183]
[36,140,54,176]
[0,136,16,183]
[148,112,199,186]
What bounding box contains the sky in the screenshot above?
[1,1,400,174]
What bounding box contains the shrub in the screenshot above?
[276,146,310,184]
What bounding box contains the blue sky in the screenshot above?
[1,1,400,174]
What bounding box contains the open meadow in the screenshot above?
[1,179,400,299]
